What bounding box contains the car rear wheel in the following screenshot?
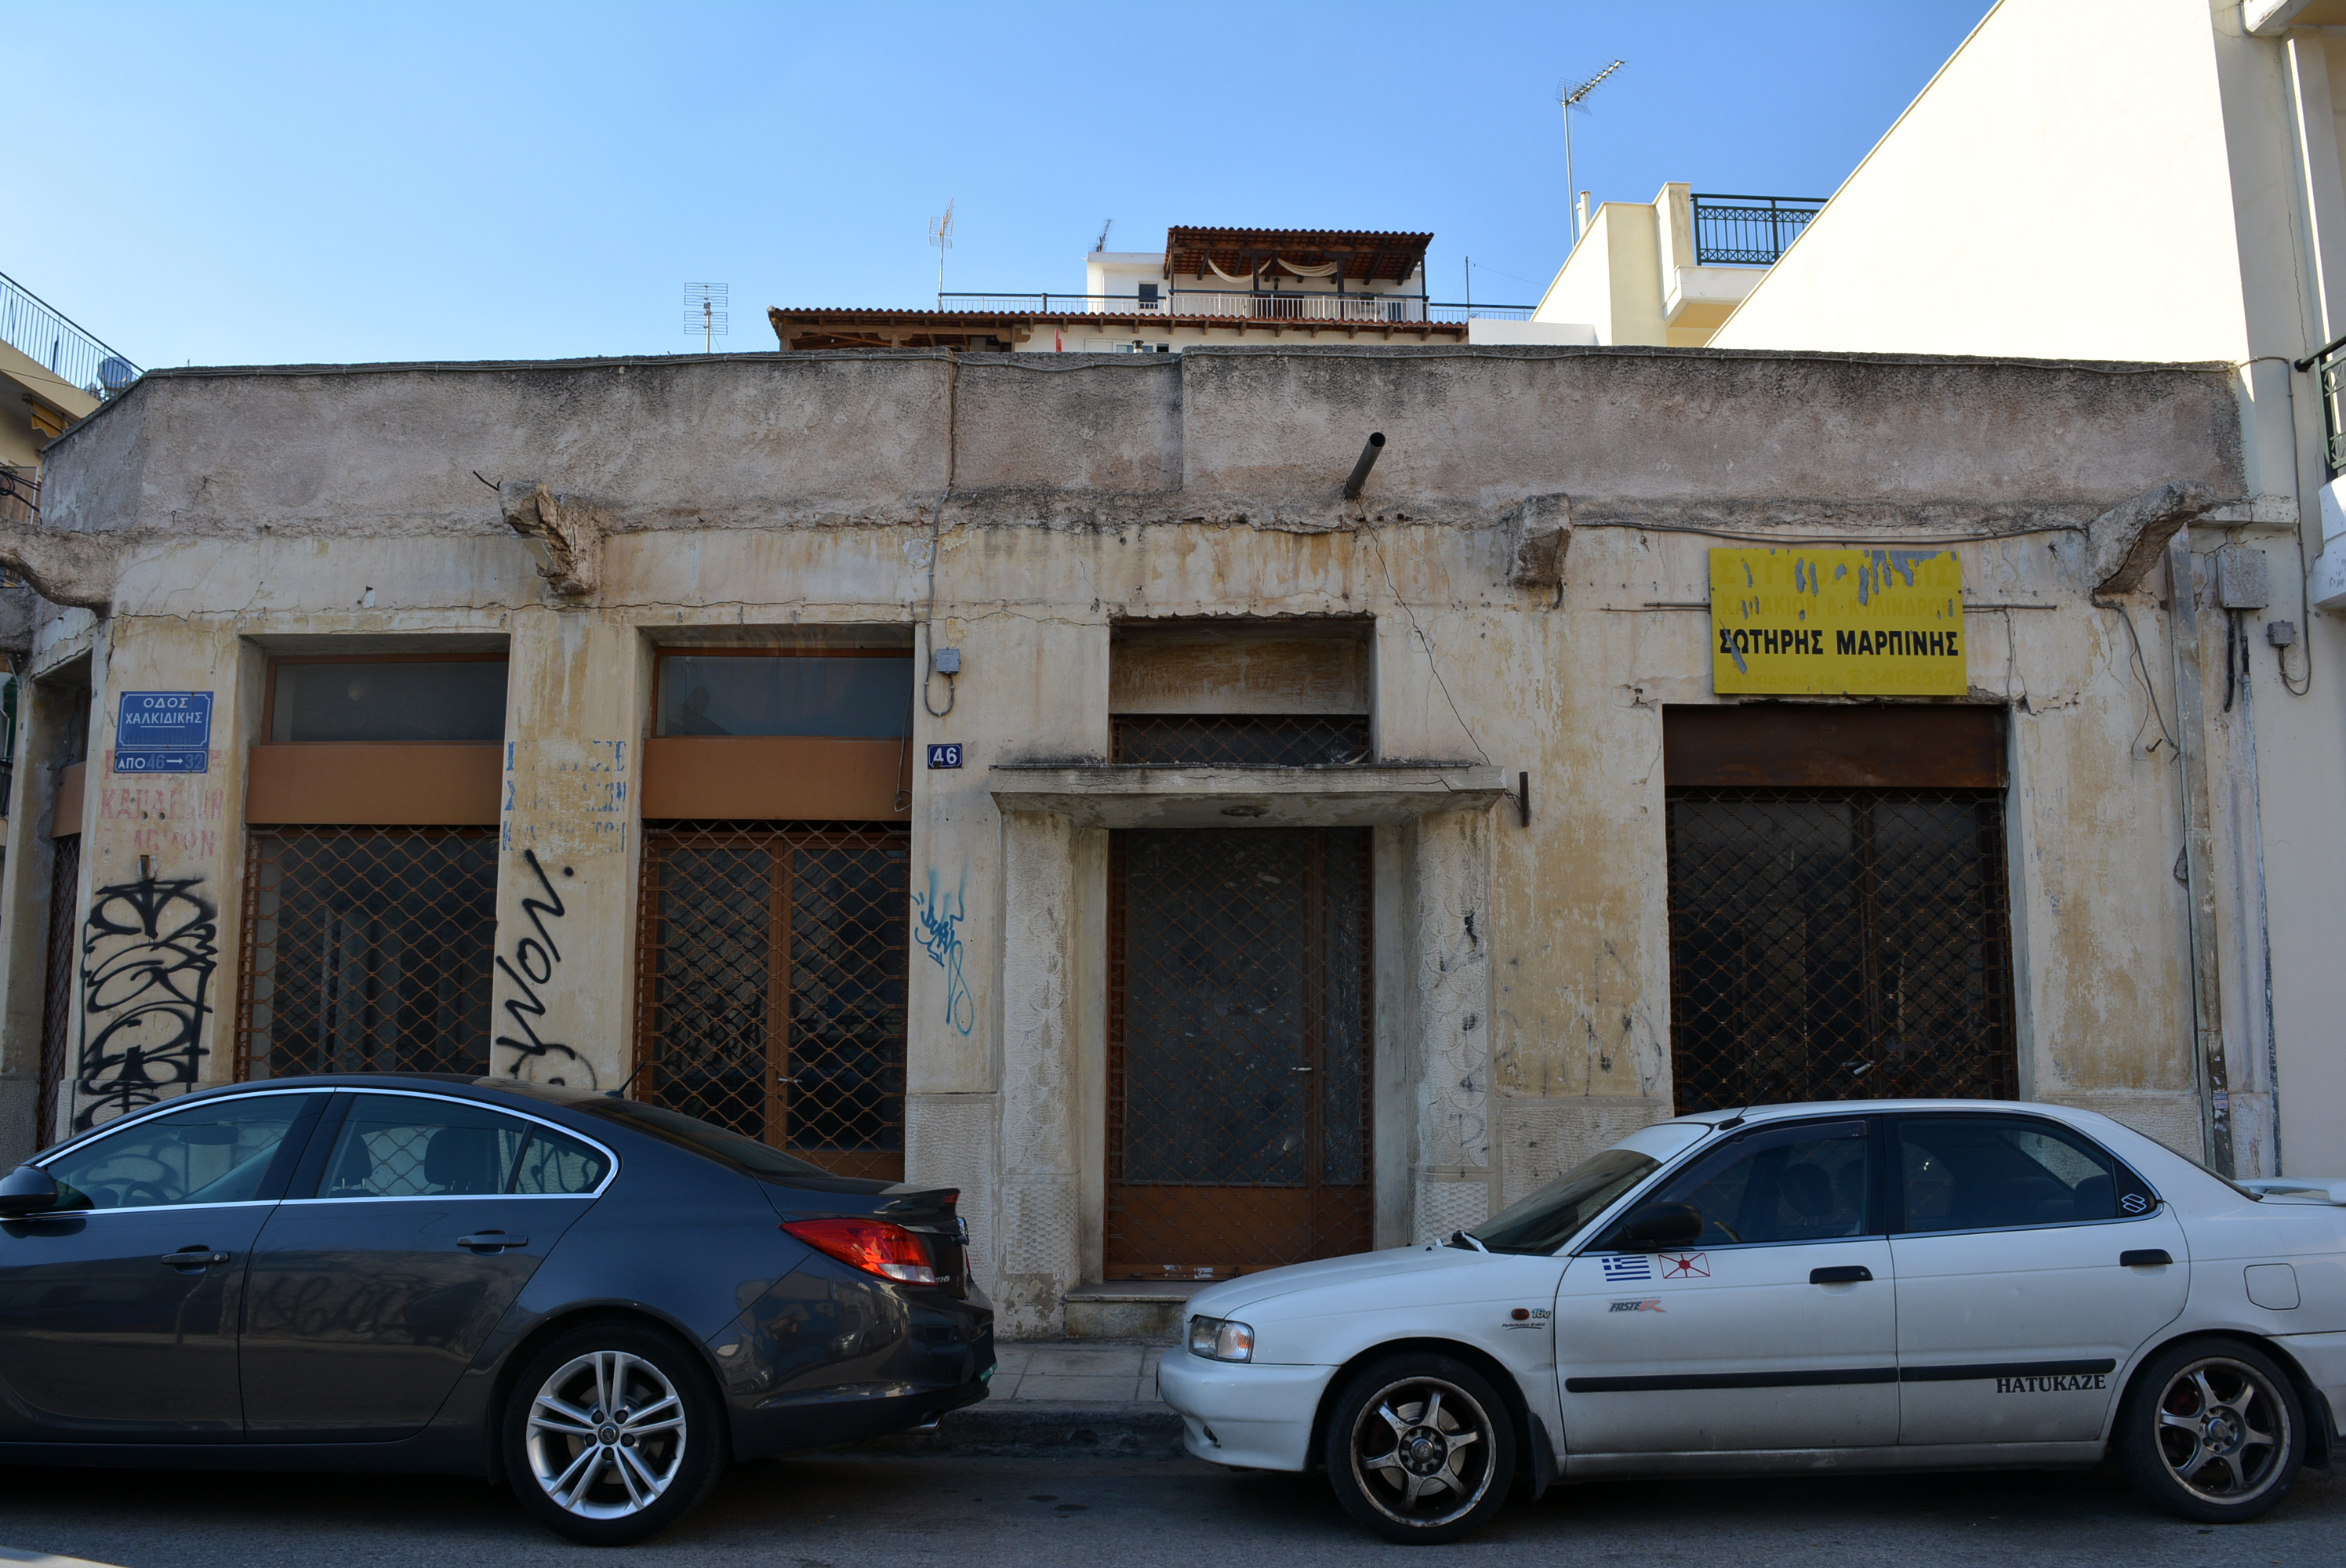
[1323,1352,1516,1544]
[503,1320,728,1544]
[2118,1339,2304,1524]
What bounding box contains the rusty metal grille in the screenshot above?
[634,822,909,1181]
[1111,713,1370,767]
[1665,788,2017,1113]
[1107,828,1372,1279]
[234,829,498,1080]
[34,834,80,1148]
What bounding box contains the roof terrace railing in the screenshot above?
[1427,303,1534,323]
[1689,194,1827,267]
[0,269,140,403]
[929,291,1533,327]
[937,292,1138,314]
[938,289,1528,325]
[1171,289,1431,321]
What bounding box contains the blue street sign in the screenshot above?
[114,691,212,775]
[926,743,964,769]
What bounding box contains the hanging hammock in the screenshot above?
[1202,256,1346,284]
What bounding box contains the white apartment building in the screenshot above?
[1533,0,2346,1178]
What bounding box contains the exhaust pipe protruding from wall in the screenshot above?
[1342,432,1386,500]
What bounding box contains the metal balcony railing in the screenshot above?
[1690,194,1826,266]
[0,269,141,401]
[2296,331,2346,477]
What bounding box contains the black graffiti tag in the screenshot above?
[493,848,594,1088]
[78,877,218,1131]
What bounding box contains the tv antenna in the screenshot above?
[684,282,728,353]
[929,199,956,306]
[1558,59,1626,242]
[1093,217,1113,253]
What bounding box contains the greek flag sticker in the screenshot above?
[1601,1254,1653,1282]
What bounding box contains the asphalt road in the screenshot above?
[0,1451,2338,1568]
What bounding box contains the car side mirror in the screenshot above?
[1614,1201,1703,1251]
[0,1165,60,1218]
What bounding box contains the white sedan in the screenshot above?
[1158,1099,2345,1543]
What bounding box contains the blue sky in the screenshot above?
[5,1,1989,368]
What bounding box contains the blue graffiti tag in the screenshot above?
[912,867,975,1036]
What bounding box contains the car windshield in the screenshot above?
[586,1100,831,1179]
[1468,1148,1661,1255]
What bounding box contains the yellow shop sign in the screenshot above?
[1709,547,1966,695]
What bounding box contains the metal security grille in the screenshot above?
[634,823,909,1181]
[1665,788,2017,1112]
[234,829,498,1080]
[34,835,80,1148]
[1107,828,1372,1279]
[1112,713,1370,767]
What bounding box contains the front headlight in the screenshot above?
[1188,1315,1255,1362]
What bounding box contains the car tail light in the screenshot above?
[783,1218,941,1285]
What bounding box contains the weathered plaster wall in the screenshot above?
[10,346,2247,1333]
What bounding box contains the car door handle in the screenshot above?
[1810,1265,1873,1284]
[158,1250,229,1268]
[457,1232,528,1252]
[2119,1249,2173,1267]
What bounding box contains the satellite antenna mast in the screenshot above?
[684,282,728,353]
[1558,59,1626,243]
[1094,218,1113,253]
[929,199,956,307]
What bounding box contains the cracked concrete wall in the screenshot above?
[6,346,2254,1331]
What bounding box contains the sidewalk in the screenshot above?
[861,1338,1186,1456]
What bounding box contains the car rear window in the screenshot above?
[588,1100,832,1178]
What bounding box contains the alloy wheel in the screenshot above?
[525,1349,689,1519]
[1346,1374,1498,1528]
[2152,1355,2291,1505]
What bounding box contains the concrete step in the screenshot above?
[1062,1281,1198,1342]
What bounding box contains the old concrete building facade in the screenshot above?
[0,344,2251,1338]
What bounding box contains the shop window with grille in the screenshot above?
[1662,706,2017,1113]
[1108,619,1373,768]
[1107,827,1373,1279]
[634,823,910,1181]
[234,829,498,1080]
[654,648,912,738]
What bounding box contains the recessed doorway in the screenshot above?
[1106,827,1373,1280]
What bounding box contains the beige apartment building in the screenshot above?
[0,342,2251,1338]
[768,225,1551,354]
[0,270,140,1043]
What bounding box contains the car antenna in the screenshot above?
[1714,1102,1751,1131]
[605,1062,645,1100]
